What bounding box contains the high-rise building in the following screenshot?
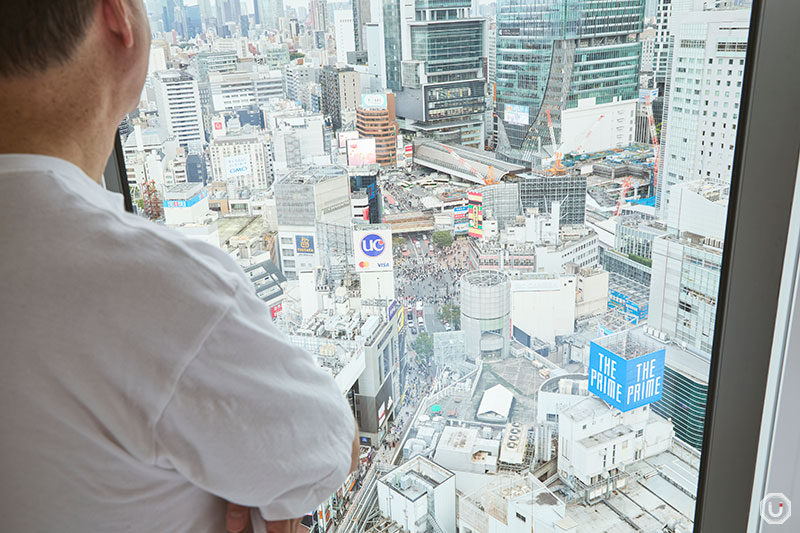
[390,0,487,148]
[648,232,723,358]
[309,0,329,31]
[657,7,749,216]
[255,0,285,29]
[334,10,357,64]
[352,0,371,52]
[321,66,362,130]
[495,0,645,166]
[209,68,283,111]
[274,166,352,279]
[153,70,206,148]
[209,129,274,195]
[356,93,398,167]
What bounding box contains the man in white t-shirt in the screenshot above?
[0,1,360,531]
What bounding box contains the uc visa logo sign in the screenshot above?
[360,233,386,257]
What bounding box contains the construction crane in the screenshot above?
[544,109,567,175]
[643,95,661,193]
[544,112,605,174]
[615,176,633,216]
[573,114,606,154]
[440,144,499,185]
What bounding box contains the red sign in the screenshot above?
[214,121,223,130]
[270,303,283,319]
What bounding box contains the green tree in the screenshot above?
[289,52,305,61]
[438,304,461,329]
[413,332,434,359]
[432,231,453,248]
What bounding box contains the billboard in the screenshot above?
[270,302,283,319]
[454,205,469,234]
[354,228,393,272]
[468,191,483,238]
[638,88,659,102]
[339,131,359,148]
[397,306,406,332]
[361,93,388,109]
[347,138,377,166]
[163,189,207,209]
[588,340,665,412]
[295,235,315,254]
[504,103,530,126]
[212,118,226,139]
[388,300,399,321]
[225,154,251,179]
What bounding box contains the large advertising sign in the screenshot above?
[504,103,530,126]
[338,131,359,148]
[397,306,406,332]
[354,228,393,272]
[270,303,283,319]
[468,191,483,238]
[347,138,377,166]
[361,93,388,109]
[638,88,659,102]
[163,189,207,209]
[454,205,469,234]
[387,300,399,321]
[225,154,252,179]
[588,340,665,412]
[295,235,315,254]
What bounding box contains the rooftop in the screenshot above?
[592,328,663,361]
[277,165,348,185]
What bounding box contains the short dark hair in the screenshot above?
[0,0,100,77]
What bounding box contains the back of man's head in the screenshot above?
[0,0,151,179]
[0,1,100,77]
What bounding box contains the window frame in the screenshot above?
[102,1,800,530]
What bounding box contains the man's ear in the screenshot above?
[102,0,135,49]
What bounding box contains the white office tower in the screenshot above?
[153,70,206,150]
[163,183,220,246]
[334,10,356,64]
[273,166,352,279]
[209,67,283,111]
[657,7,749,217]
[264,103,329,172]
[284,63,316,102]
[209,129,273,197]
[377,457,456,533]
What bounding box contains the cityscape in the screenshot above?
[126,0,753,531]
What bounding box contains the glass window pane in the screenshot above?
[119,0,754,530]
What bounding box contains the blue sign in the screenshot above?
[296,235,315,254]
[588,341,665,412]
[360,234,386,257]
[163,189,207,209]
[387,300,398,321]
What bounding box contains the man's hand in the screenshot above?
[225,503,307,533]
[350,417,361,473]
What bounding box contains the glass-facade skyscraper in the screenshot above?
[495,0,645,165]
[383,0,487,148]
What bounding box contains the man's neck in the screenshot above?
[0,81,114,185]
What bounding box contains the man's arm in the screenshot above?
[226,418,361,533]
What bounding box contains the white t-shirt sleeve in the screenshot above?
[153,280,355,521]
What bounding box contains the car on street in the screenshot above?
[409,326,417,335]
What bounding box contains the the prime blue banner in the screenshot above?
[588,341,665,412]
